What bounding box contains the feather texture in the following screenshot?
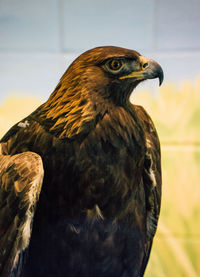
[0,46,162,277]
[0,152,44,277]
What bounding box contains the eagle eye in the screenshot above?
[105,59,124,73]
[109,59,122,70]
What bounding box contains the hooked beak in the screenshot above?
[120,56,164,86]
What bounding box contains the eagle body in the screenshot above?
[0,46,163,277]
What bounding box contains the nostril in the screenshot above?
[143,62,148,69]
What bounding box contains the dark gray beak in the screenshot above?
[120,56,164,86]
[140,57,164,86]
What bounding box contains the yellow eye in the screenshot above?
[108,59,123,71]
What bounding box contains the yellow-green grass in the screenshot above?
[0,78,200,276]
[133,77,200,144]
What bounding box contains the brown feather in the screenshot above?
[0,152,44,277]
[0,46,162,277]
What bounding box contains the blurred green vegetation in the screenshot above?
[0,78,200,276]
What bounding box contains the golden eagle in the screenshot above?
[0,46,163,277]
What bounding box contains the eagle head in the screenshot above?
[61,46,164,104]
[36,46,164,138]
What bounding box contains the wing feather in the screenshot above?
[134,104,162,276]
[0,151,44,277]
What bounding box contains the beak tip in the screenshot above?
[159,76,163,86]
[158,71,164,86]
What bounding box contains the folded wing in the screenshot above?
[0,151,44,277]
[134,105,162,275]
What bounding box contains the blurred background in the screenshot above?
[0,0,200,276]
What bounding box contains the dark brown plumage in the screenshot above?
[0,46,163,277]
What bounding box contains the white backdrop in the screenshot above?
[0,0,200,102]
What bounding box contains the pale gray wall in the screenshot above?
[0,0,200,101]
